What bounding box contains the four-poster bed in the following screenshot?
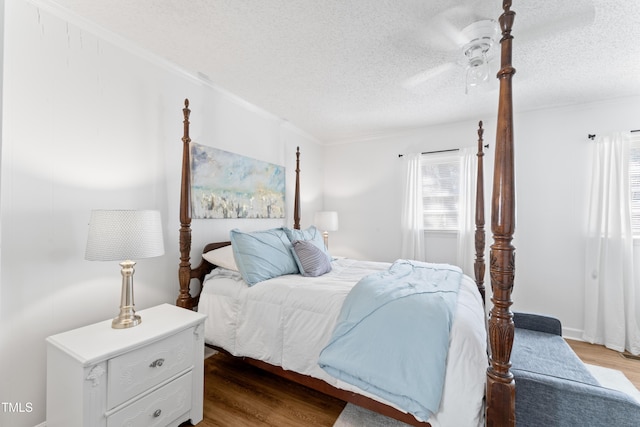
[176,1,518,425]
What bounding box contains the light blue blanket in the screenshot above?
[318,259,462,420]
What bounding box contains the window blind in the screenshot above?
[630,135,640,235]
[421,154,460,231]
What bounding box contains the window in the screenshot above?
[421,154,460,231]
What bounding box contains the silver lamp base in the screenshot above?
[112,260,142,329]
[112,306,142,329]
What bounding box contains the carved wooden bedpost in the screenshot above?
[294,146,301,230]
[475,121,486,304]
[177,99,193,309]
[486,1,517,426]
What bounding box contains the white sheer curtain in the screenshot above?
[584,132,640,355]
[456,147,478,276]
[400,153,425,261]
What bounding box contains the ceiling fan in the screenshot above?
[403,1,596,93]
[403,14,500,93]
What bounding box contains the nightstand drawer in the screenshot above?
[107,371,193,427]
[107,327,195,409]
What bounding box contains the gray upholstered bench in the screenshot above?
[511,312,640,427]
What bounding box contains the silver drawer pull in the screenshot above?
[153,409,162,418]
[149,358,165,368]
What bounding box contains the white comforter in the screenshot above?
[198,258,487,426]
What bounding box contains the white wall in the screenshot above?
[324,95,640,338]
[0,1,322,426]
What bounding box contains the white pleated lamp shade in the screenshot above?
[85,210,165,261]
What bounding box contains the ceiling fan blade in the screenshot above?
[402,62,457,89]
[421,5,477,51]
[435,9,471,47]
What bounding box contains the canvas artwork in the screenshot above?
[190,143,286,219]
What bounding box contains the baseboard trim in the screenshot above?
[33,422,46,427]
[562,327,583,341]
[204,346,218,359]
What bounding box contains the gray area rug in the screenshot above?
[585,363,640,403]
[333,364,640,426]
[333,403,412,427]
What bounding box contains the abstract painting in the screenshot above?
[190,143,286,219]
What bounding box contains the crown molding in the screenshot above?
[26,0,318,142]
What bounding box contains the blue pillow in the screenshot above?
[230,228,299,286]
[283,226,329,256]
[291,240,332,277]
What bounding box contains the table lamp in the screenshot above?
[85,209,165,329]
[314,211,339,249]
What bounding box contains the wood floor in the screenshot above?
[184,351,346,427]
[184,341,640,427]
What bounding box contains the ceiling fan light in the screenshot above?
[464,42,491,62]
[463,39,493,95]
[465,60,490,94]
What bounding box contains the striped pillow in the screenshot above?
[284,226,330,257]
[291,240,332,277]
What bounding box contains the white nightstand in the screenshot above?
[46,303,207,427]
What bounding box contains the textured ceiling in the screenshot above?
[48,0,640,143]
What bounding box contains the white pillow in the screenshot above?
[202,245,239,272]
